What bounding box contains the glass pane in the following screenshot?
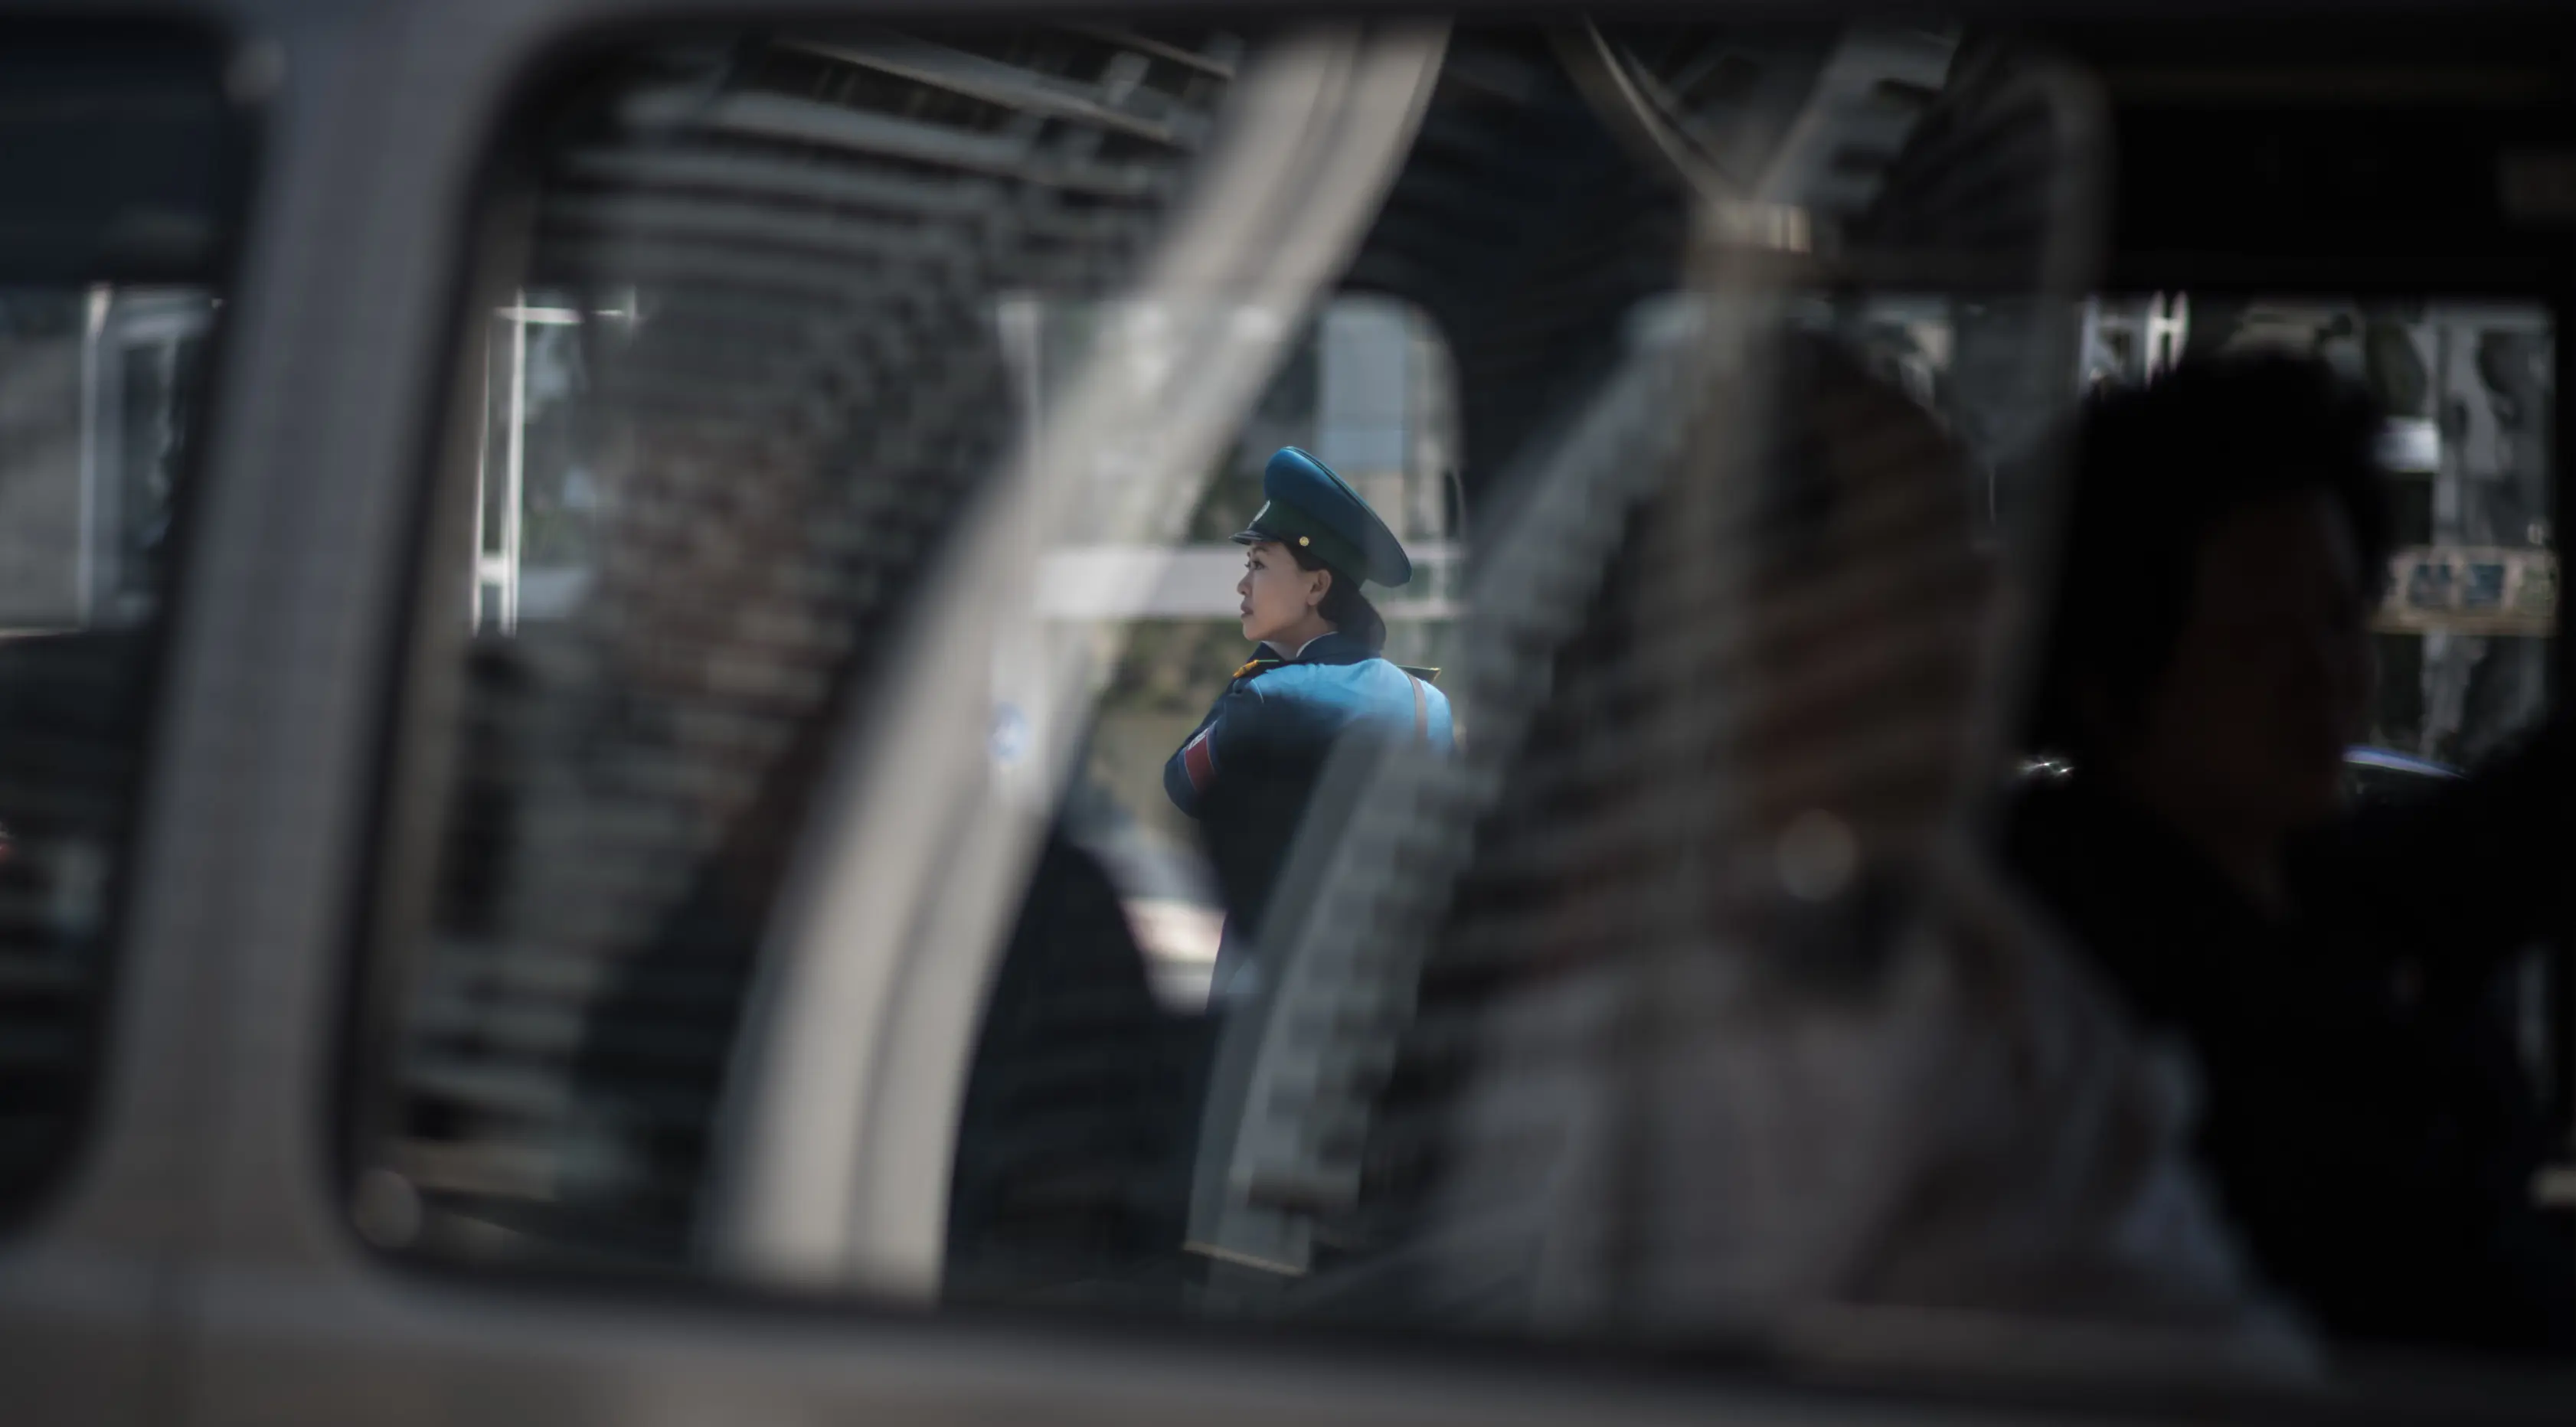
[353,14,2576,1394]
[0,28,244,1222]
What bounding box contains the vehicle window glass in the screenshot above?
[0,29,247,1222]
[352,15,2576,1394]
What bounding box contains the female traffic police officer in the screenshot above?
[1165,447,1454,999]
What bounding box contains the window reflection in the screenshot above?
[354,16,2576,1388]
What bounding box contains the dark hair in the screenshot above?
[2029,353,2391,756]
[1288,540,1388,652]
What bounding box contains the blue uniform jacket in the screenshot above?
[1165,631,1454,974]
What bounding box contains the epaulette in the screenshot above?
[1231,658,1284,682]
[1398,665,1441,684]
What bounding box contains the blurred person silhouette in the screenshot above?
[2009,353,2575,1357]
[1165,446,1453,1002]
[1308,335,2309,1375]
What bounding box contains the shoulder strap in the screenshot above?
[1408,671,1427,742]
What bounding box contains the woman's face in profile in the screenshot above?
[1237,540,1326,647]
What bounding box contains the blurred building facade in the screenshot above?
[0,287,208,633]
[1852,292,2558,768]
